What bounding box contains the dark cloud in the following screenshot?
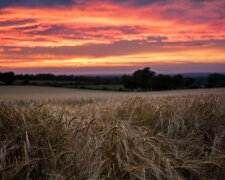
[29,25,65,35]
[159,1,225,23]
[147,36,168,42]
[192,0,211,2]
[24,25,144,41]
[0,19,36,26]
[2,39,225,58]
[0,0,74,8]
[110,0,168,6]
[13,25,40,31]
[2,39,155,57]
[0,0,222,9]
[110,0,218,6]
[0,0,208,8]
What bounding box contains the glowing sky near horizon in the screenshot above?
[0,0,225,74]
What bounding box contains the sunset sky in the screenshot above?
[0,0,225,74]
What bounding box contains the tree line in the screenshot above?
[0,69,225,91]
[0,72,121,85]
[122,67,225,91]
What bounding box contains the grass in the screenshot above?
[78,84,125,91]
[0,87,225,179]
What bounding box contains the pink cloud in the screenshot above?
[0,0,224,74]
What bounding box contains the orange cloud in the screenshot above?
[1,47,224,69]
[1,2,224,47]
[0,1,225,73]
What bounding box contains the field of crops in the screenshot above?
[1,86,225,100]
[0,86,225,179]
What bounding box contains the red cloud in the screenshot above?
[0,1,224,73]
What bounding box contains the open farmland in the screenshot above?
[0,86,225,100]
[0,86,225,179]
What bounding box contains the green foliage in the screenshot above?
[78,84,124,91]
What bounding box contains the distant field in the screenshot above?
[0,86,123,100]
[0,85,225,100]
[0,86,225,99]
[15,80,125,91]
[79,84,124,91]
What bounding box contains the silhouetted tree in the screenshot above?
[15,74,123,85]
[172,75,184,89]
[122,67,156,90]
[184,77,197,88]
[152,75,173,90]
[207,73,225,88]
[122,75,138,91]
[0,72,15,85]
[133,67,155,89]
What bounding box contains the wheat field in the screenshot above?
[0,86,225,179]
